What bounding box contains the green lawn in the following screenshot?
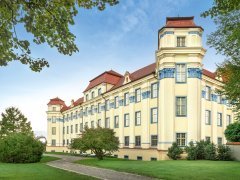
[76,158,240,180]
[0,156,97,180]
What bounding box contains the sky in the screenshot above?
[0,0,225,136]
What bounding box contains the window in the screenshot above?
[124,136,129,146]
[217,137,222,145]
[137,156,142,161]
[91,105,94,115]
[52,127,56,135]
[151,135,158,147]
[151,157,157,161]
[124,114,130,127]
[91,91,95,99]
[86,94,89,101]
[176,97,187,116]
[114,116,119,128]
[105,118,110,128]
[151,108,158,123]
[217,95,222,104]
[75,111,78,119]
[206,136,211,142]
[67,139,69,145]
[67,126,69,134]
[85,122,88,128]
[91,121,94,128]
[70,125,73,133]
[217,113,222,126]
[135,88,141,102]
[52,139,56,146]
[177,36,185,47]
[206,86,211,100]
[226,115,231,126]
[63,139,65,146]
[124,93,129,106]
[52,107,56,111]
[75,124,78,133]
[135,136,141,147]
[176,133,186,146]
[71,112,73,120]
[98,88,102,96]
[63,127,65,134]
[106,99,110,111]
[205,110,211,125]
[176,64,186,83]
[115,96,119,108]
[151,83,158,98]
[124,155,129,159]
[97,119,101,127]
[98,103,101,113]
[52,116,56,123]
[135,111,141,126]
[80,123,83,132]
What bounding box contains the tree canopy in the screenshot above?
[71,126,119,160]
[225,121,240,142]
[201,0,240,119]
[0,0,119,72]
[0,107,33,138]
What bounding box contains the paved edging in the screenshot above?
[45,154,155,180]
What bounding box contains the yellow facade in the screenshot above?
[46,17,235,160]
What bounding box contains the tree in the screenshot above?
[0,0,119,72]
[0,107,33,138]
[71,126,119,160]
[0,132,44,163]
[225,121,240,142]
[201,0,240,119]
[167,142,183,160]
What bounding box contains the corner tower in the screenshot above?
[156,17,206,152]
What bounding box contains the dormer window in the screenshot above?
[177,37,185,47]
[123,71,131,85]
[52,107,56,111]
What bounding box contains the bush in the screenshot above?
[225,121,240,142]
[185,141,197,160]
[196,140,208,159]
[217,145,232,161]
[167,142,183,160]
[0,133,44,163]
[204,143,217,160]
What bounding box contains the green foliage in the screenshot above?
[201,0,240,118]
[185,141,197,160]
[0,0,119,72]
[225,121,240,142]
[167,142,183,160]
[205,143,217,160]
[0,133,44,163]
[217,145,232,161]
[0,107,33,138]
[71,126,119,160]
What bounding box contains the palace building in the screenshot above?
[46,17,234,160]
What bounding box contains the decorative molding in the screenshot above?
[142,91,150,99]
[188,68,202,79]
[188,31,202,36]
[159,31,174,38]
[159,68,175,79]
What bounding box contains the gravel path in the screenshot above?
[45,154,156,180]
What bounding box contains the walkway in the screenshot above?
[45,154,155,180]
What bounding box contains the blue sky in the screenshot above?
[0,0,224,135]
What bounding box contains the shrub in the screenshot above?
[185,141,197,160]
[217,145,232,161]
[195,140,208,159]
[204,143,217,160]
[167,142,183,160]
[225,121,240,142]
[0,133,44,163]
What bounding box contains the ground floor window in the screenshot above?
[151,135,158,147]
[137,156,142,160]
[52,139,56,146]
[176,133,186,146]
[206,136,211,142]
[124,155,129,159]
[124,136,129,146]
[135,136,141,147]
[151,157,157,161]
[218,137,222,145]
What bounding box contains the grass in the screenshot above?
[76,158,240,180]
[0,156,97,180]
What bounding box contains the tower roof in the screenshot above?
[159,16,203,31]
[47,97,66,106]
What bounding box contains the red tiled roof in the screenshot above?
[202,69,217,79]
[110,63,156,91]
[159,16,203,31]
[47,97,66,106]
[60,105,69,112]
[83,70,123,92]
[73,97,84,106]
